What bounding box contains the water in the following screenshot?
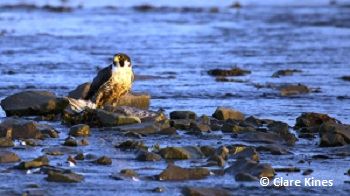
[0,0,350,195]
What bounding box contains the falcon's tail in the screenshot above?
[64,97,97,113]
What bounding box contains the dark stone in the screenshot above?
[207,67,251,77]
[47,170,84,182]
[272,69,301,77]
[96,156,112,165]
[319,123,350,143]
[135,150,162,161]
[200,146,216,157]
[0,137,14,147]
[0,150,20,163]
[170,111,198,120]
[256,145,292,155]
[15,155,50,169]
[0,90,69,117]
[10,121,42,139]
[120,169,139,177]
[320,134,346,147]
[69,124,90,137]
[267,121,289,135]
[225,158,275,178]
[75,153,85,160]
[279,84,311,96]
[235,172,259,181]
[230,147,259,162]
[68,82,91,99]
[159,146,203,159]
[158,127,177,134]
[181,186,232,196]
[295,112,338,128]
[158,164,210,181]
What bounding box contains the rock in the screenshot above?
[96,109,141,127]
[63,137,78,147]
[120,169,139,177]
[68,82,151,110]
[230,147,259,162]
[279,84,312,96]
[9,121,42,139]
[200,146,216,157]
[272,69,301,77]
[198,114,210,124]
[42,146,82,155]
[135,150,162,161]
[68,82,91,99]
[240,131,284,144]
[22,139,41,146]
[302,169,313,176]
[0,90,69,117]
[75,153,85,160]
[69,124,90,137]
[124,131,142,139]
[212,107,245,121]
[188,123,211,133]
[170,119,193,130]
[319,123,350,143]
[295,112,338,128]
[181,186,232,196]
[15,155,50,169]
[215,146,229,160]
[36,124,59,138]
[235,172,259,181]
[78,139,89,146]
[256,145,292,155]
[244,116,261,128]
[207,67,251,76]
[113,119,170,134]
[96,156,112,165]
[47,170,84,182]
[103,105,165,122]
[225,158,275,178]
[207,155,225,166]
[267,121,289,135]
[0,137,14,147]
[320,134,346,147]
[170,111,197,120]
[159,146,203,159]
[221,123,252,133]
[0,118,19,137]
[0,150,20,163]
[158,127,178,134]
[158,164,210,181]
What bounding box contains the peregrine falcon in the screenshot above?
[84,53,134,107]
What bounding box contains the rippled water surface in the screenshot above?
[0,0,350,195]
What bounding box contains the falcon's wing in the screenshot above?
[84,65,112,100]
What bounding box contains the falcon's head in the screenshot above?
[112,53,132,72]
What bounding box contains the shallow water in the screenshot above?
[0,0,350,195]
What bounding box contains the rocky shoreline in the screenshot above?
[0,83,349,195]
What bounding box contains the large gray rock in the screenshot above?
[68,82,150,110]
[225,158,275,178]
[212,106,245,121]
[1,90,69,117]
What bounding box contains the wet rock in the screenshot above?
[319,123,350,143]
[69,124,90,137]
[170,119,193,130]
[158,164,210,181]
[96,156,112,165]
[190,123,211,132]
[0,90,69,117]
[42,146,82,155]
[198,114,210,124]
[235,172,259,181]
[114,121,166,134]
[74,153,85,160]
[22,139,41,146]
[225,158,275,178]
[78,139,89,146]
[15,155,50,169]
[272,69,302,77]
[200,146,216,157]
[279,84,312,96]
[207,155,225,166]
[295,112,338,128]
[208,67,251,76]
[240,132,284,144]
[341,76,350,82]
[212,106,245,121]
[320,134,346,147]
[158,127,177,134]
[96,109,141,127]
[0,150,20,163]
[47,170,84,182]
[36,124,59,138]
[181,186,232,196]
[170,111,197,120]
[9,121,42,139]
[159,146,203,159]
[230,147,259,162]
[115,139,141,150]
[133,4,156,11]
[124,131,142,138]
[222,123,253,133]
[267,121,289,135]
[120,169,139,177]
[244,116,261,128]
[135,150,162,161]
[63,137,78,147]
[0,137,14,147]
[256,145,292,155]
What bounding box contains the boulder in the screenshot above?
[230,147,259,162]
[68,82,150,110]
[135,150,162,161]
[96,109,141,127]
[95,156,112,165]
[15,155,50,169]
[295,112,338,128]
[256,145,292,155]
[170,111,197,120]
[181,186,232,196]
[235,172,259,181]
[279,84,311,96]
[200,146,216,157]
[112,120,170,135]
[212,107,245,121]
[319,123,350,143]
[225,158,275,178]
[319,134,346,147]
[159,146,203,159]
[0,137,14,147]
[1,90,69,117]
[47,170,84,183]
[9,121,43,139]
[221,123,252,133]
[69,124,91,137]
[0,150,20,163]
[158,164,210,181]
